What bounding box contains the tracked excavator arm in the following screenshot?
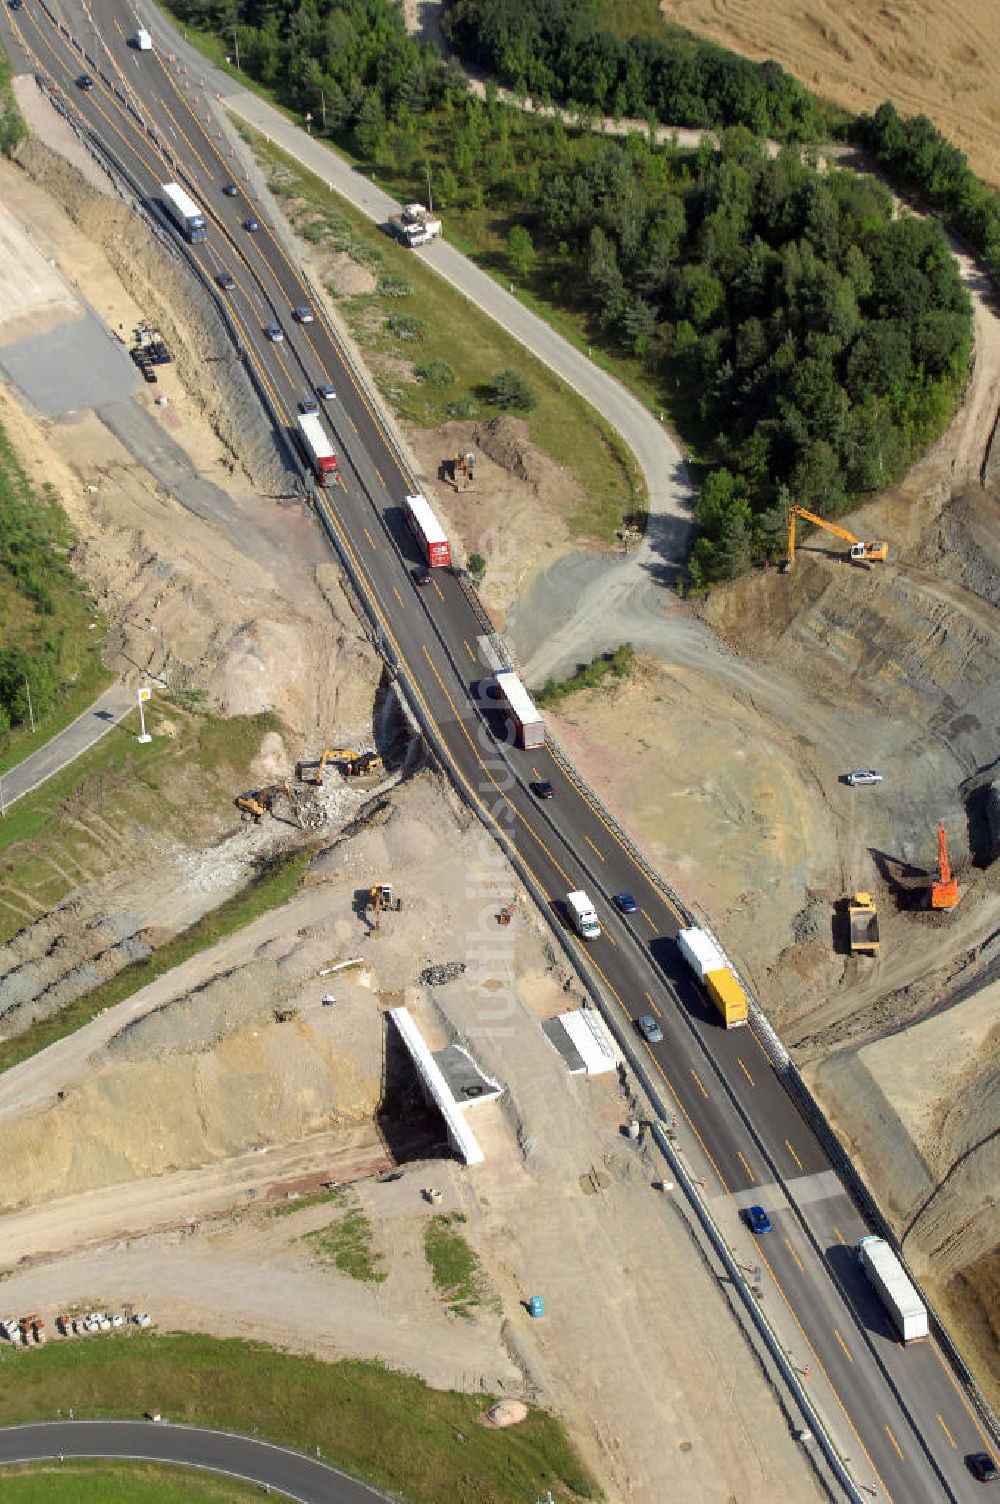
[786,506,888,568]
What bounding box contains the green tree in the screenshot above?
[487,369,537,411]
[507,224,535,280]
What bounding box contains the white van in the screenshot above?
[566,890,601,940]
[135,26,152,50]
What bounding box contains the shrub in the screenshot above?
[487,368,536,411]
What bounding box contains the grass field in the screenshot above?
[0,1459,265,1501]
[0,1332,600,1503]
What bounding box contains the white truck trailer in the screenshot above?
[493,670,544,749]
[677,926,748,1028]
[160,181,207,243]
[566,890,600,940]
[857,1235,928,1343]
[387,203,442,248]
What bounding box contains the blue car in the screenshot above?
[745,1205,772,1235]
[613,892,638,915]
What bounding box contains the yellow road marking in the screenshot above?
[374,466,385,486]
[884,1426,903,1462]
[834,1329,853,1362]
[785,1139,803,1171]
[392,585,404,609]
[750,1244,894,1502]
[585,835,604,862]
[690,1069,708,1099]
[639,906,656,930]
[433,579,445,601]
[785,1237,803,1271]
[834,1226,846,1246]
[737,1057,754,1086]
[531,766,541,780]
[463,640,476,662]
[364,527,377,550]
[737,1150,755,1183]
[645,992,661,1017]
[928,1332,998,1451]
[937,1413,956,1448]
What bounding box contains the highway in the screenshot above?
[0,3,995,1498]
[0,1420,388,1500]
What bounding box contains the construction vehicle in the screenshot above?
[847,892,880,953]
[302,748,356,785]
[785,507,888,569]
[496,903,516,926]
[235,784,302,826]
[929,822,959,909]
[366,883,402,932]
[344,751,384,779]
[444,451,476,489]
[386,203,441,248]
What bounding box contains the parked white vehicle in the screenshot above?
[846,768,883,785]
[133,1311,152,1328]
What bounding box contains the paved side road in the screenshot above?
[0,1421,389,1502]
[1,683,134,808]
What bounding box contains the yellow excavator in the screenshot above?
[302,748,357,786]
[235,783,302,825]
[344,751,384,779]
[786,507,888,569]
[366,882,402,933]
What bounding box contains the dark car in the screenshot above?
[745,1205,772,1235]
[216,271,236,292]
[222,182,239,197]
[968,1453,1000,1483]
[263,323,284,343]
[317,382,336,400]
[77,73,94,90]
[637,1014,663,1044]
[298,397,319,414]
[613,892,638,914]
[292,305,314,323]
[413,570,432,587]
[531,780,554,800]
[244,216,260,233]
[9,0,24,10]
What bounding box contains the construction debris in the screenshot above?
[419,962,466,987]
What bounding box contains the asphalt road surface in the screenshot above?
[0,4,996,1498]
[0,1420,388,1501]
[1,682,134,807]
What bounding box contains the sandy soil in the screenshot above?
[661,0,1000,188]
[0,776,816,1502]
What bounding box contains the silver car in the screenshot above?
[846,768,883,786]
[637,1014,664,1044]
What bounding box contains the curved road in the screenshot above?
[0,1420,388,1501]
[0,4,995,1500]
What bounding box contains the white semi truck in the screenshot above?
[566,890,600,940]
[857,1235,928,1343]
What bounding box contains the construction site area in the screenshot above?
[0,40,997,1504]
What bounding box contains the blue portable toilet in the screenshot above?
[528,1295,545,1318]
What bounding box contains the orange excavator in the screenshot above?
[786,507,888,569]
[929,821,959,909]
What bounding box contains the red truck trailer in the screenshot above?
[296,412,338,483]
[494,670,544,749]
[404,493,450,567]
